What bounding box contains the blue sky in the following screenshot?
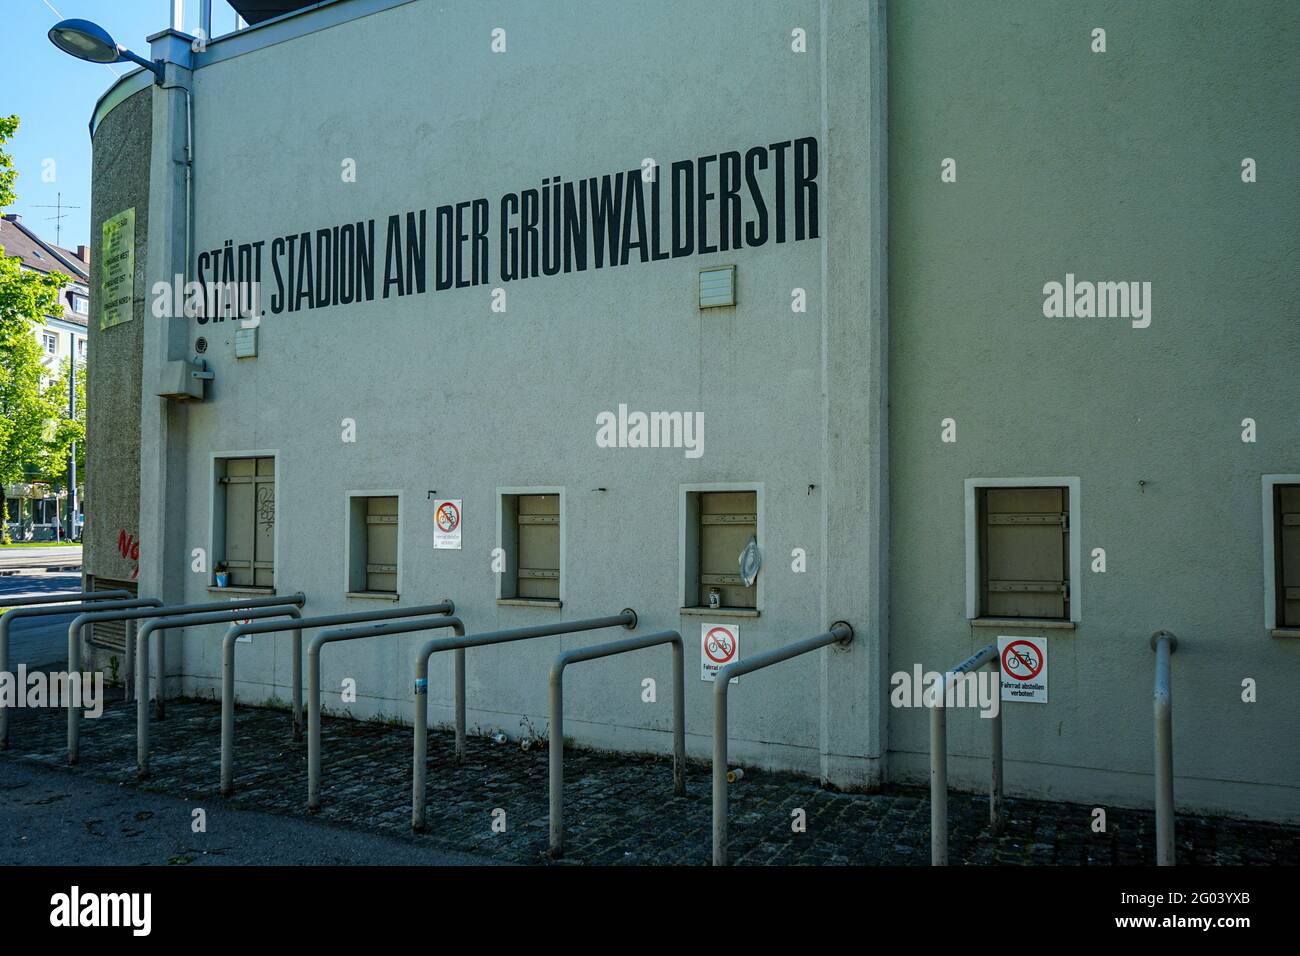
[2,0,243,250]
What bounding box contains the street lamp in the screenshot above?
[48,18,165,84]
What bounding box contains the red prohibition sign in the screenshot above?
[435,501,460,533]
[1001,640,1043,680]
[704,627,736,665]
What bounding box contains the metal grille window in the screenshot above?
[978,486,1069,620]
[696,491,757,610]
[515,494,560,600]
[86,575,138,650]
[217,457,275,588]
[348,495,398,594]
[1275,484,1300,628]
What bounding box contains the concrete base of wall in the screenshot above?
[889,749,1300,826]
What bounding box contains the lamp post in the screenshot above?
[47,19,166,84]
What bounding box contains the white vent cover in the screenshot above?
[235,326,258,358]
[699,266,736,308]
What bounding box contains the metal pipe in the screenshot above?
[412,609,637,832]
[712,622,853,866]
[1152,630,1178,866]
[220,601,453,796]
[548,629,684,858]
[66,593,297,763]
[990,684,1004,833]
[5,597,161,756]
[307,613,461,811]
[930,700,947,865]
[0,590,132,749]
[135,601,303,777]
[929,643,999,865]
[123,619,135,704]
[3,590,131,609]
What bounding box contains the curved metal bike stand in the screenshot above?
[1,596,158,751]
[1151,629,1178,866]
[548,628,685,858]
[411,609,637,833]
[221,600,454,797]
[0,589,133,749]
[134,600,304,777]
[929,643,1004,866]
[307,611,462,811]
[712,621,854,866]
[65,593,298,764]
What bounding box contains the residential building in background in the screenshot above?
[0,212,88,541]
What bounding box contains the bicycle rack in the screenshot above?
[929,643,1005,866]
[306,611,462,810]
[0,594,153,750]
[220,600,454,796]
[1151,629,1178,866]
[712,621,854,866]
[547,628,685,858]
[65,594,300,764]
[134,600,305,777]
[411,609,638,832]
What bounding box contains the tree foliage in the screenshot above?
[0,115,69,540]
[35,357,86,490]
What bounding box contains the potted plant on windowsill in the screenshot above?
[214,562,230,588]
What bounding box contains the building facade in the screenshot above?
[83,0,1298,824]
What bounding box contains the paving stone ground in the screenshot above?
[2,691,1296,865]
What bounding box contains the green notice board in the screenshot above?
[100,207,135,330]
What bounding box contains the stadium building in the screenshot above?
[80,0,1297,824]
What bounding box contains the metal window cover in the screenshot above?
[516,494,560,599]
[1279,485,1300,625]
[698,491,757,609]
[365,496,398,592]
[699,266,736,308]
[981,487,1068,619]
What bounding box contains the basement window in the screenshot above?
[347,494,400,598]
[214,456,275,589]
[967,482,1076,622]
[682,489,760,613]
[498,491,562,605]
[1266,478,1300,632]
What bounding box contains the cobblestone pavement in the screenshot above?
[2,692,1296,865]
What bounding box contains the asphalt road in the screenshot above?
[0,571,87,667]
[0,759,497,866]
[0,546,83,573]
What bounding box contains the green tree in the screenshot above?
[35,356,86,491]
[0,115,67,542]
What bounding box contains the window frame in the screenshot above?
[209,450,279,592]
[965,477,1081,625]
[41,331,57,354]
[496,486,565,606]
[679,481,764,616]
[344,489,403,599]
[1263,474,1300,633]
[33,498,59,525]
